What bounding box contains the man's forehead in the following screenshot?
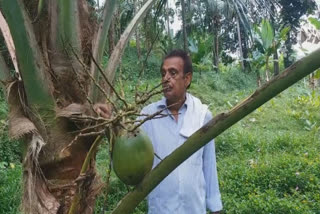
[162,57,184,69]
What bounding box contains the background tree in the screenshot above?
[278,0,316,68]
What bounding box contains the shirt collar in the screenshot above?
[156,93,190,109]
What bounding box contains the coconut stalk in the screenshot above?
[48,0,89,105]
[111,47,320,214]
[89,0,117,103]
[0,11,20,79]
[56,0,81,53]
[0,0,54,109]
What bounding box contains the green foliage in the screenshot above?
[1,0,54,108]
[192,65,256,94]
[253,20,290,56]
[0,164,22,214]
[0,90,22,214]
[118,46,162,81]
[261,19,274,51]
[308,17,320,30]
[252,19,289,76]
[278,0,317,67]
[0,90,21,164]
[215,83,320,214]
[187,33,214,73]
[0,133,21,164]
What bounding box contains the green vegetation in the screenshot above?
[1,58,319,213]
[0,90,22,214]
[215,86,320,214]
[1,0,319,212]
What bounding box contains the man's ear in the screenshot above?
[184,72,192,88]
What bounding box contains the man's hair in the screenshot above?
[162,49,193,75]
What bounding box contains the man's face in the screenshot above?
[161,57,192,103]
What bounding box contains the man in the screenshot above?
[140,49,223,214]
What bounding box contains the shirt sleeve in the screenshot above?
[202,111,223,212]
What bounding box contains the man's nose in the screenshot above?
[163,72,171,81]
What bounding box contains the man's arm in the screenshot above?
[203,111,223,213]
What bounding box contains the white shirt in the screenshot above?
[140,93,223,214]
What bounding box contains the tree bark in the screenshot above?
[108,15,116,56]
[166,0,170,38]
[271,5,279,76]
[241,26,251,72]
[284,34,294,68]
[181,0,188,51]
[237,17,245,72]
[134,0,141,60]
[274,48,280,76]
[265,56,270,81]
[212,16,220,72]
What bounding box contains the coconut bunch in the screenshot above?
[65,55,170,185]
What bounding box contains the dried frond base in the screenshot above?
[22,134,60,214]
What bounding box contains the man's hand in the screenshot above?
[94,103,112,118]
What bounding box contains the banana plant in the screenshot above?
[253,19,290,82]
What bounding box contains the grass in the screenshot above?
[211,82,320,214]
[0,70,319,213]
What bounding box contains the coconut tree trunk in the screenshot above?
[284,35,294,68]
[108,16,116,56]
[1,1,94,213]
[309,72,315,89]
[256,71,262,87]
[237,17,245,72]
[0,0,157,213]
[136,31,141,60]
[186,0,192,35]
[271,5,279,76]
[166,0,171,38]
[241,28,251,72]
[265,56,270,81]
[274,48,280,76]
[181,0,188,51]
[134,0,141,60]
[212,16,220,72]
